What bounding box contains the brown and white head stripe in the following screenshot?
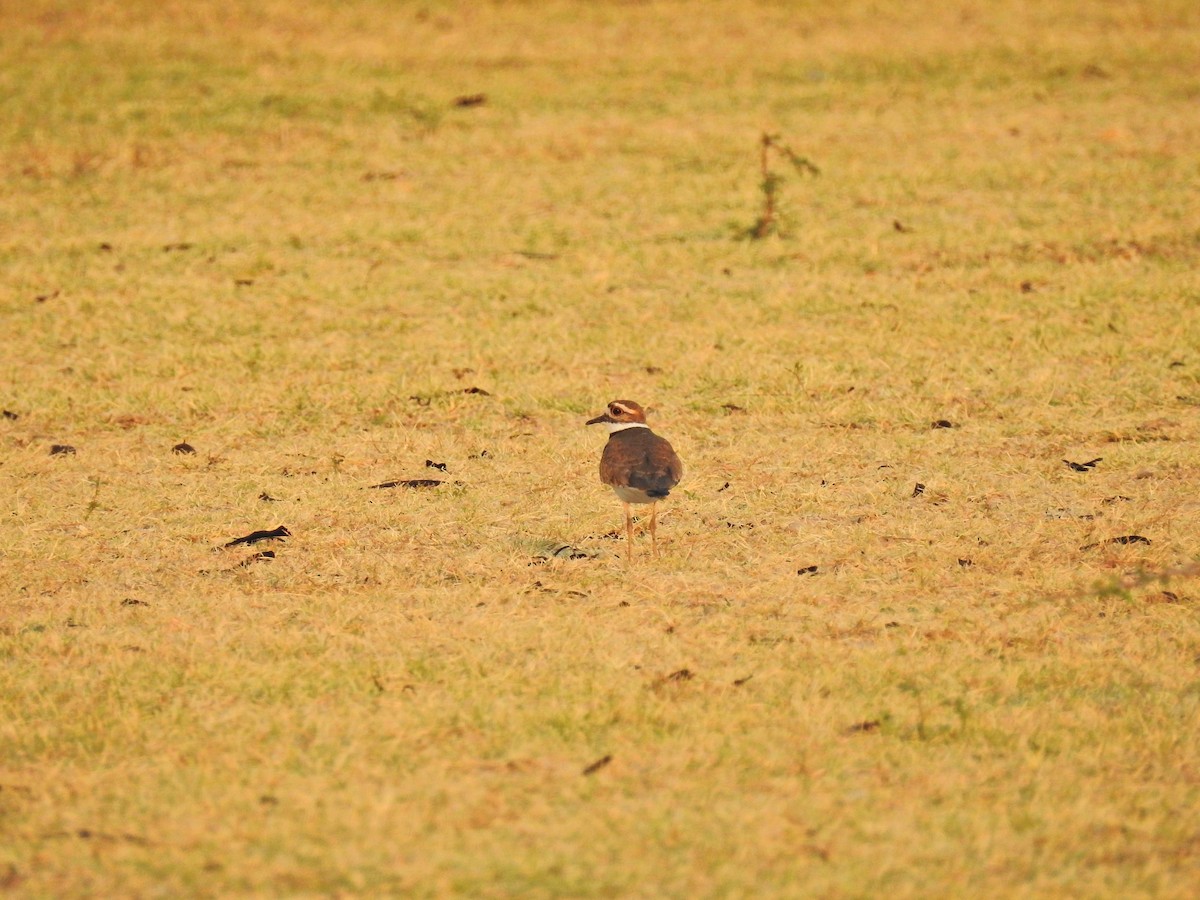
[586,399,684,560]
[584,399,650,434]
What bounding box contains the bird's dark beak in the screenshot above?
[586,413,611,426]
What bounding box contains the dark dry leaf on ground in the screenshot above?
[462,386,491,395]
[844,720,881,735]
[236,550,276,567]
[425,459,448,472]
[259,492,281,502]
[453,93,487,107]
[797,565,819,575]
[120,598,149,607]
[49,444,76,456]
[911,482,925,497]
[51,828,150,846]
[1046,507,1095,521]
[931,419,955,428]
[581,755,612,776]
[172,442,196,455]
[162,243,193,251]
[1080,534,1151,551]
[1063,457,1102,472]
[369,479,443,489]
[666,669,694,682]
[2,410,19,420]
[530,544,599,563]
[35,291,60,303]
[548,543,593,560]
[224,526,290,548]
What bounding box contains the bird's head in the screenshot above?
[586,400,649,433]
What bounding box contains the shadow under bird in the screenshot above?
[586,400,683,561]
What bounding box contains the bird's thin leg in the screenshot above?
[623,502,634,563]
[650,503,659,557]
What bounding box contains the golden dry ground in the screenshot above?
[2,1,1200,896]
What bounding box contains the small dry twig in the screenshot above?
[749,133,820,239]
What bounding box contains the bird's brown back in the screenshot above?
[600,428,683,496]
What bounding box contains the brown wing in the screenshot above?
[598,439,627,487]
[617,433,682,495]
[661,437,684,486]
[600,429,683,493]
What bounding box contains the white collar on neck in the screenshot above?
[600,421,649,434]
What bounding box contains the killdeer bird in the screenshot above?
[586,400,683,560]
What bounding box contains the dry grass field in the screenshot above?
[2,0,1200,896]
